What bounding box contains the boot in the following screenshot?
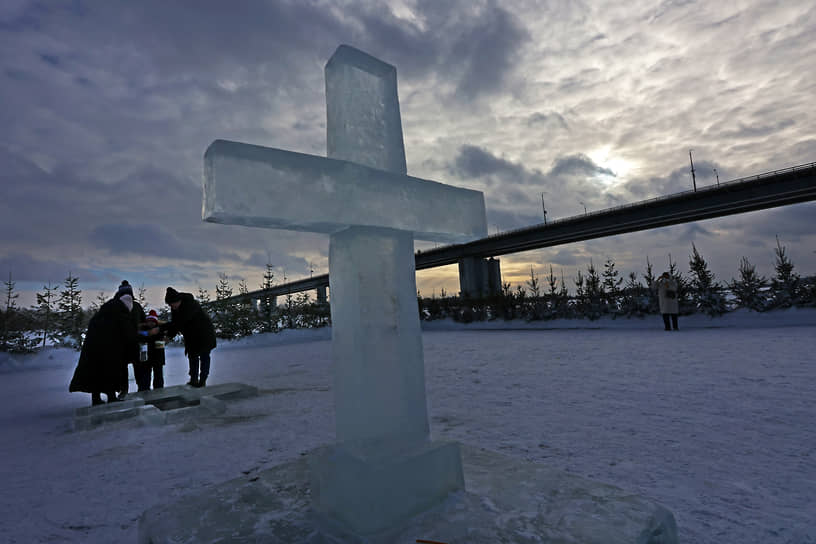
[194,377,207,388]
[186,378,199,387]
[92,392,104,406]
[107,391,122,403]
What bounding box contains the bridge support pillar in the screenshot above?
[316,285,327,303]
[458,257,501,298]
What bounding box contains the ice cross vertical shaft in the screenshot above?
[325,46,427,450]
[202,44,486,535]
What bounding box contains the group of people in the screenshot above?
[69,282,217,406]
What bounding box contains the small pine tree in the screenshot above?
[573,269,586,317]
[137,283,148,308]
[56,273,84,349]
[526,265,543,320]
[558,270,570,318]
[644,257,659,313]
[197,286,211,304]
[688,244,727,316]
[214,273,237,339]
[235,280,256,337]
[2,272,36,353]
[584,260,604,319]
[259,263,277,333]
[729,257,768,311]
[622,271,649,317]
[34,281,59,349]
[526,265,541,298]
[88,291,108,315]
[545,265,565,318]
[602,258,623,315]
[769,236,801,309]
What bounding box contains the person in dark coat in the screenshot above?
[113,280,146,396]
[161,287,217,388]
[135,310,166,391]
[69,294,139,405]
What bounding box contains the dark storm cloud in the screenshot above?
[453,145,616,186]
[550,154,614,179]
[88,223,241,263]
[527,111,569,130]
[446,3,530,99]
[0,252,118,284]
[243,251,311,277]
[453,145,530,180]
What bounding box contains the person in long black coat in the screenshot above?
[161,287,217,388]
[69,294,139,405]
[113,280,146,394]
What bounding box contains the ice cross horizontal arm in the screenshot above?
[203,139,487,242]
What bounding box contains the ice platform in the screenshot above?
[138,443,677,544]
[72,382,258,430]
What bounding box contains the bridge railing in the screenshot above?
[487,160,816,240]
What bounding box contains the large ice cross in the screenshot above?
[203,45,486,534]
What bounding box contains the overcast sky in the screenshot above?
[1,0,814,309]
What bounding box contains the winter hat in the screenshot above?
[116,280,134,299]
[119,294,134,312]
[146,310,159,323]
[165,287,181,304]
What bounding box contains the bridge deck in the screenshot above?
[230,161,816,301]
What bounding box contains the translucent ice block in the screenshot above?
[329,226,428,450]
[325,44,407,174]
[203,139,487,243]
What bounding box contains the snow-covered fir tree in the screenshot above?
[56,273,83,349]
[213,273,237,339]
[584,261,604,319]
[235,280,256,337]
[526,265,545,319]
[729,257,768,311]
[545,265,568,318]
[573,269,586,318]
[602,258,623,315]
[87,291,107,315]
[258,263,278,333]
[769,236,801,309]
[688,244,727,316]
[34,281,59,349]
[137,283,148,308]
[643,257,659,314]
[2,272,37,353]
[621,271,649,317]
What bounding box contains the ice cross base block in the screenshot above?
[310,441,464,535]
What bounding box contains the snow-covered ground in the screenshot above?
[1,309,815,543]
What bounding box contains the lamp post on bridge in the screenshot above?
[689,149,697,192]
[580,201,587,215]
[713,168,720,187]
[541,192,548,225]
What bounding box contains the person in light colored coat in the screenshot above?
[656,272,680,331]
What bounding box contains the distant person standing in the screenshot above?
[69,294,138,405]
[114,280,146,396]
[161,287,217,388]
[656,272,680,331]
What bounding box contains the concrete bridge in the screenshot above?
[221,160,816,306]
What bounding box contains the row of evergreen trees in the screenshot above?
[419,239,816,322]
[202,266,329,340]
[2,240,814,353]
[0,264,331,354]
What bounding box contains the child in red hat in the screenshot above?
[136,310,166,390]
